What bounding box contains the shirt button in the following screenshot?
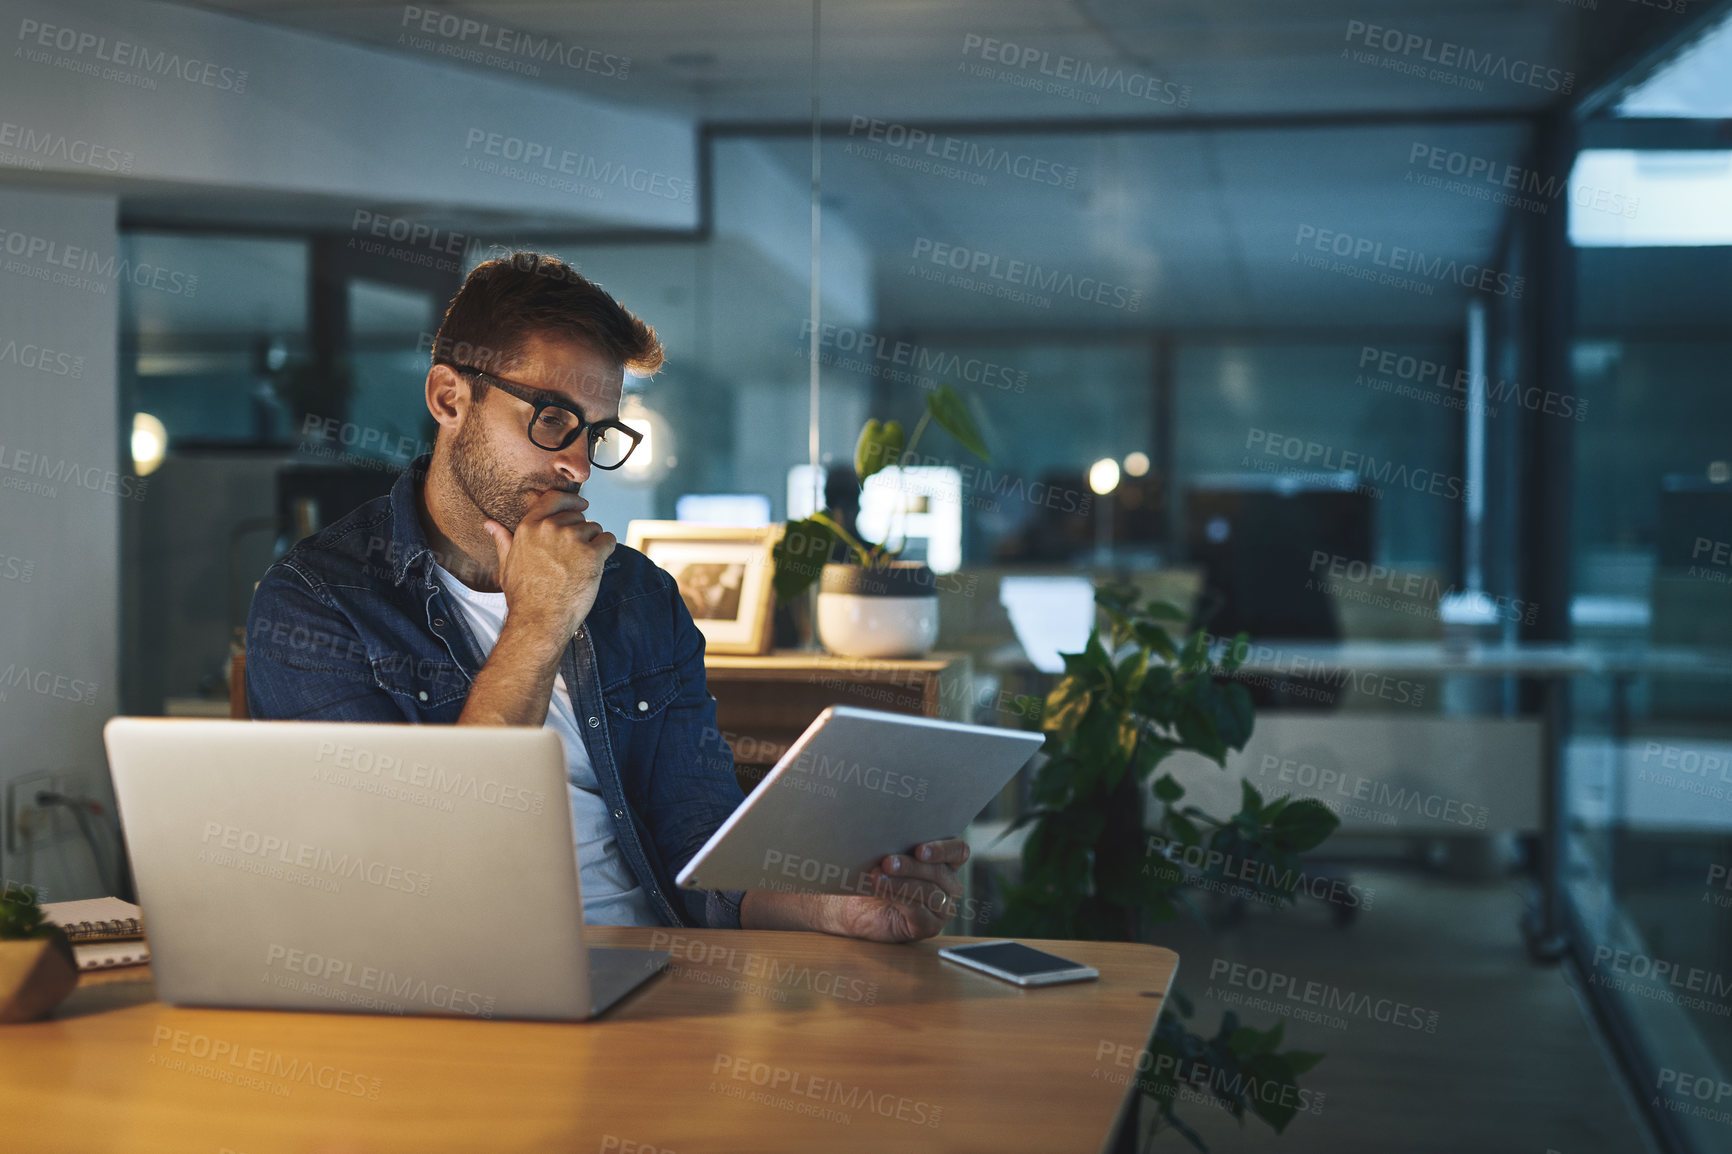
[588,716,600,728]
[612,809,624,819]
[433,618,446,628]
[417,691,428,702]
[637,700,649,712]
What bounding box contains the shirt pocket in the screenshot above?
[602,663,683,721]
[370,652,470,709]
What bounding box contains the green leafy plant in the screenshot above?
[996,584,1339,1149]
[771,383,989,603]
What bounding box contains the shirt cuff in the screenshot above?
[705,887,745,930]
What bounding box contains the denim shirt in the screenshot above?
[244,454,745,930]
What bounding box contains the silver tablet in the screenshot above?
[676,705,1044,896]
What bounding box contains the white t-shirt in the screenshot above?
[431,562,658,927]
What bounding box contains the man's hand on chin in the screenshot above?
[739,839,970,944]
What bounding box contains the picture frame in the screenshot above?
[624,520,783,656]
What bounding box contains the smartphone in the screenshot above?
[937,940,1100,987]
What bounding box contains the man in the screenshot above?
[246,251,966,942]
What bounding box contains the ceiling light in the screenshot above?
[1088,457,1120,496]
[132,412,167,476]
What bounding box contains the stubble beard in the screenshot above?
[448,411,577,533]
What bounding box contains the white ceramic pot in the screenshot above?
[815,563,940,659]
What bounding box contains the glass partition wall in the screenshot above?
[1560,12,1732,1154]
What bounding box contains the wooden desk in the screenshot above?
[705,651,974,790]
[1,928,1175,1154]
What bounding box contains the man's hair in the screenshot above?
[430,251,663,388]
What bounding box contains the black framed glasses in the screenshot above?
[439,362,643,469]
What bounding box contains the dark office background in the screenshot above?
[4,1,1732,1150]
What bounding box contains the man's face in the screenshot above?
[447,333,625,532]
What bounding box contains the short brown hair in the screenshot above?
[429,251,663,381]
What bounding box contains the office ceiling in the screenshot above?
[162,0,1684,332]
[182,0,1599,121]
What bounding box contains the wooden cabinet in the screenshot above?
[703,651,974,792]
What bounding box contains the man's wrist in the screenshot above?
[741,890,840,934]
[496,614,572,660]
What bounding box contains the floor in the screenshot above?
[1120,866,1659,1154]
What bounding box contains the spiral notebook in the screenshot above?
[43,897,151,970]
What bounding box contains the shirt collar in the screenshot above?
[387,453,437,588]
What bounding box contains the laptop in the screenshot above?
[676,705,1044,895]
[103,718,668,1021]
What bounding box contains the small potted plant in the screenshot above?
[0,883,78,1023]
[773,384,989,658]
